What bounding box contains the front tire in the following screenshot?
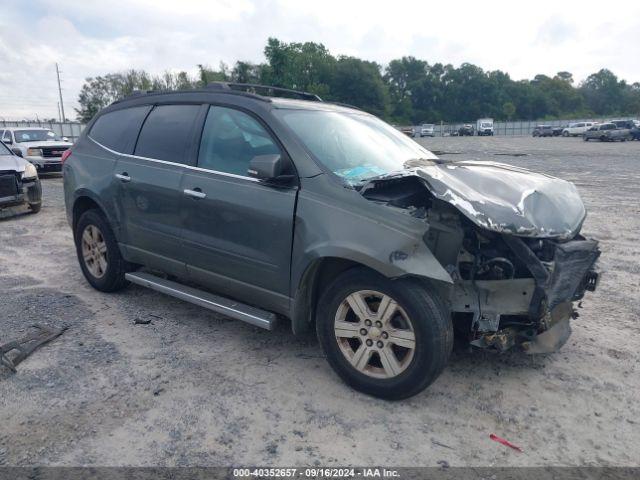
[74,209,132,292]
[29,202,41,213]
[316,268,453,400]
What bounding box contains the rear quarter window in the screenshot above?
[89,106,151,154]
[134,105,201,163]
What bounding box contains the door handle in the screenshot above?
[115,173,131,182]
[184,188,206,199]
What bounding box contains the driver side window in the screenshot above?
[198,106,280,177]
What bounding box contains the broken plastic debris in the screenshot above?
[489,433,523,452]
[0,324,67,373]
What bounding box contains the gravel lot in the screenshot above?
[1,136,639,467]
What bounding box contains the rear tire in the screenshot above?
[75,209,132,292]
[316,268,453,400]
[29,202,41,213]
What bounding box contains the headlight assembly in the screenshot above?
[27,148,43,157]
[22,162,38,180]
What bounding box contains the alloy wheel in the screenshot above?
[81,224,108,278]
[334,290,416,379]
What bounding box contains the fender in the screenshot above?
[70,188,121,240]
[289,178,454,334]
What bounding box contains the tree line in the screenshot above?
[75,37,640,124]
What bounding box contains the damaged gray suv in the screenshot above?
[64,83,600,399]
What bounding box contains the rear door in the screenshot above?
[113,103,202,276]
[180,105,298,313]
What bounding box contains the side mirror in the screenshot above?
[248,154,294,185]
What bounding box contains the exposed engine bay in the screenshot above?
[360,162,600,353]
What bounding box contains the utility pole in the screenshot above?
[57,102,62,122]
[55,63,66,122]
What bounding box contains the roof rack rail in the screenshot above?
[206,82,323,102]
[327,101,363,111]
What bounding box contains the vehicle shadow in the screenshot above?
[0,205,33,221]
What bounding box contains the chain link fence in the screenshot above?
[408,116,639,136]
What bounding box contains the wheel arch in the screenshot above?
[290,253,452,335]
[72,191,118,240]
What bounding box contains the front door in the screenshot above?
[180,105,297,313]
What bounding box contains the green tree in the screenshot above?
[75,69,197,122]
[384,56,428,122]
[502,101,516,119]
[231,61,263,84]
[580,69,627,114]
[328,56,389,117]
[75,70,152,122]
[262,38,335,95]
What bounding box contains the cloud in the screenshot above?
[1,0,639,120]
[536,18,577,45]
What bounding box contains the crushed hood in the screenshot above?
[362,160,586,239]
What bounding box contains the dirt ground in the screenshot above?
[1,136,638,467]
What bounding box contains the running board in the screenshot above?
[125,272,276,330]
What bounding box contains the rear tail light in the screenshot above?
[61,149,72,164]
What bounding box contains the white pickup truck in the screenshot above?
[562,122,596,137]
[1,127,72,173]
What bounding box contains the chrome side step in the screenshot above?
[125,272,276,330]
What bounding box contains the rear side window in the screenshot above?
[135,105,200,163]
[197,106,280,176]
[89,106,151,154]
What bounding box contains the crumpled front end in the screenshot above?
[450,232,600,353]
[360,160,600,353]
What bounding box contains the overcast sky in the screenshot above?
[1,0,639,121]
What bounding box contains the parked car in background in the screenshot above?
[532,125,553,137]
[458,124,474,136]
[629,121,640,140]
[63,83,599,399]
[0,139,42,213]
[610,119,637,130]
[583,123,630,142]
[1,127,72,173]
[419,124,435,137]
[562,122,596,137]
[552,126,565,136]
[476,118,494,136]
[397,125,415,137]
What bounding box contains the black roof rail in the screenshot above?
[206,82,323,102]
